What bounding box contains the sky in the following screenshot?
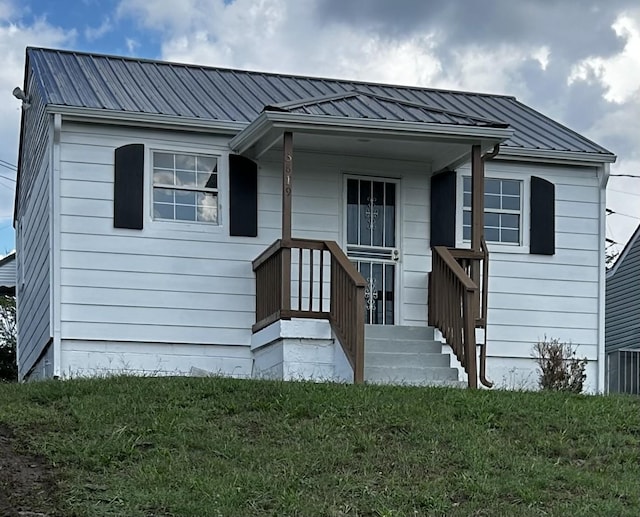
[0,0,639,257]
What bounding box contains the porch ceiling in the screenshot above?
[229,110,513,172]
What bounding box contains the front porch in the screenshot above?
[230,97,513,388]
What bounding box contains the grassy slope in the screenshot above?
[1,377,639,517]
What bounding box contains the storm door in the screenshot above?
[345,177,399,325]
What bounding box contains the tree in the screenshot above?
[0,295,17,381]
[606,247,620,269]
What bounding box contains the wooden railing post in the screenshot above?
[281,245,291,319]
[282,132,293,241]
[354,283,365,383]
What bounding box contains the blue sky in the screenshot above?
[0,0,639,257]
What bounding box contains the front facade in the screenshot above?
[15,48,615,391]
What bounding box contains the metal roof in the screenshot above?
[27,47,614,156]
[265,90,510,128]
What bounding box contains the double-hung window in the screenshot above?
[152,152,219,223]
[463,177,521,244]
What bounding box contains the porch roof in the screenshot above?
[229,108,513,166]
[264,90,510,128]
[25,47,616,161]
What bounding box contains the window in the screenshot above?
[463,177,521,244]
[152,152,219,223]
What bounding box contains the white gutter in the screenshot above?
[597,163,610,393]
[48,104,617,167]
[498,146,616,166]
[229,111,514,155]
[47,105,246,134]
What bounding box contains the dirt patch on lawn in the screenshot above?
[0,423,59,517]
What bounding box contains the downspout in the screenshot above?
[478,144,500,389]
[51,113,62,378]
[597,163,610,393]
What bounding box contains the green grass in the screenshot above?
[1,376,640,516]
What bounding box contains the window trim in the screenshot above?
[455,169,530,253]
[146,146,227,233]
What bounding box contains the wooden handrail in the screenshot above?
[253,238,365,383]
[432,246,477,290]
[252,239,283,270]
[448,248,485,261]
[429,246,479,388]
[429,242,493,388]
[324,241,366,288]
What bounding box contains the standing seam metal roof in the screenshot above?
[26,47,613,155]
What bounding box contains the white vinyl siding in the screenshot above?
[57,123,431,366]
[456,161,602,390]
[55,121,603,390]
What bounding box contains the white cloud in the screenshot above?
[116,0,640,249]
[429,44,553,96]
[0,0,14,21]
[125,37,138,54]
[0,2,75,251]
[85,17,112,41]
[568,11,640,104]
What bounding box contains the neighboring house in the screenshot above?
[14,47,615,390]
[0,252,16,296]
[606,224,640,394]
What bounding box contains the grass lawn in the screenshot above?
[0,376,639,516]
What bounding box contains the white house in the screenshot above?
[14,47,615,390]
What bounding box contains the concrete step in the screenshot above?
[366,378,467,388]
[365,351,450,368]
[364,365,460,384]
[362,324,460,387]
[365,324,435,341]
[365,337,442,354]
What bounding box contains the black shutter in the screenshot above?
[430,170,456,247]
[114,144,144,230]
[229,154,258,237]
[530,176,555,255]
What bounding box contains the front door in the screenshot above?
[345,177,399,325]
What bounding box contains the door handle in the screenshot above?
[392,249,400,262]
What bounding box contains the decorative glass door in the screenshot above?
[346,178,399,325]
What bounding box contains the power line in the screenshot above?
[0,172,16,183]
[607,208,640,220]
[608,188,640,197]
[0,159,16,170]
[0,162,16,173]
[610,174,640,178]
[0,176,15,190]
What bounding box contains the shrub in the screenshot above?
[532,337,587,393]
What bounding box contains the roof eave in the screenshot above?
[229,111,514,158]
[47,105,247,134]
[497,145,617,166]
